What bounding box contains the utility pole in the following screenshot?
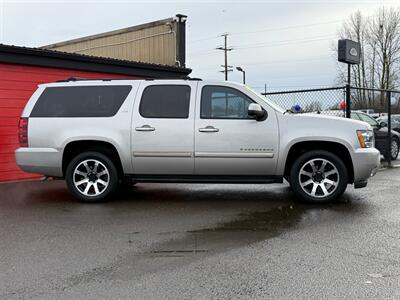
[217,33,233,80]
[264,83,267,96]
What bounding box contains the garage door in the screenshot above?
[0,63,135,182]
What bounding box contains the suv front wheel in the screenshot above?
[289,150,348,203]
[66,152,118,202]
[384,137,399,161]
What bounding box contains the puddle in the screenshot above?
[148,199,364,258]
[57,198,368,289]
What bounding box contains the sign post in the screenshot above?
[338,39,361,118]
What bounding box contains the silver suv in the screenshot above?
[16,79,380,203]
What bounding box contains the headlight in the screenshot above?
[357,130,374,148]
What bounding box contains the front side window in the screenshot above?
[139,85,191,118]
[30,85,132,117]
[201,86,254,119]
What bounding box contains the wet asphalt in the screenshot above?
[1,167,400,299]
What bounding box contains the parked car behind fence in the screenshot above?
[263,85,400,163]
[376,115,400,133]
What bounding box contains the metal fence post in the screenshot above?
[387,90,392,166]
[345,84,351,118]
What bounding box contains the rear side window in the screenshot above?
[30,85,132,117]
[139,85,191,118]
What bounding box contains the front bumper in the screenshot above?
[352,147,380,188]
[15,147,63,177]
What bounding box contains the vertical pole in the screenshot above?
[242,71,246,84]
[175,14,187,68]
[345,84,351,118]
[224,34,228,81]
[264,83,267,96]
[345,64,351,118]
[387,90,392,166]
[347,63,351,85]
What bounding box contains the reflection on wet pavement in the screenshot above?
[0,178,369,296]
[1,168,399,299]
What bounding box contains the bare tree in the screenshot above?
[368,7,400,108]
[303,101,323,112]
[336,7,400,110]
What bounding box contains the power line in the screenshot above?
[234,34,335,49]
[231,20,342,35]
[188,34,335,56]
[187,19,342,44]
[235,37,335,51]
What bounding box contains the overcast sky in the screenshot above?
[0,0,399,92]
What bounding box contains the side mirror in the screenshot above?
[248,103,267,121]
[379,121,388,128]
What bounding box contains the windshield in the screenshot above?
[244,86,286,113]
[358,113,379,127]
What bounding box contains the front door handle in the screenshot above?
[135,125,155,132]
[199,126,219,133]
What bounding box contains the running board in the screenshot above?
[131,175,283,184]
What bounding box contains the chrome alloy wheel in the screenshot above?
[73,159,109,197]
[298,158,339,198]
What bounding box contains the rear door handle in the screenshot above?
[135,125,155,132]
[199,126,219,133]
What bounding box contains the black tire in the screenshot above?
[384,138,399,161]
[289,150,348,203]
[65,151,119,202]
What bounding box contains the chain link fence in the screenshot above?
[263,87,346,116]
[263,86,400,165]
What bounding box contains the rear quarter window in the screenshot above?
[30,85,132,117]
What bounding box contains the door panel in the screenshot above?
[194,84,279,175]
[131,82,196,174]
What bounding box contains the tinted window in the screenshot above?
[139,85,191,118]
[201,86,254,119]
[30,85,132,117]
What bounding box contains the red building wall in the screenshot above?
[0,63,137,182]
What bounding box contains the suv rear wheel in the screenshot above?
[66,152,118,202]
[289,150,348,203]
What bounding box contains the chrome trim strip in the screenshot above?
[195,152,274,158]
[133,151,192,157]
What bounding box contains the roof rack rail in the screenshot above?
[55,76,202,83]
[56,77,149,82]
